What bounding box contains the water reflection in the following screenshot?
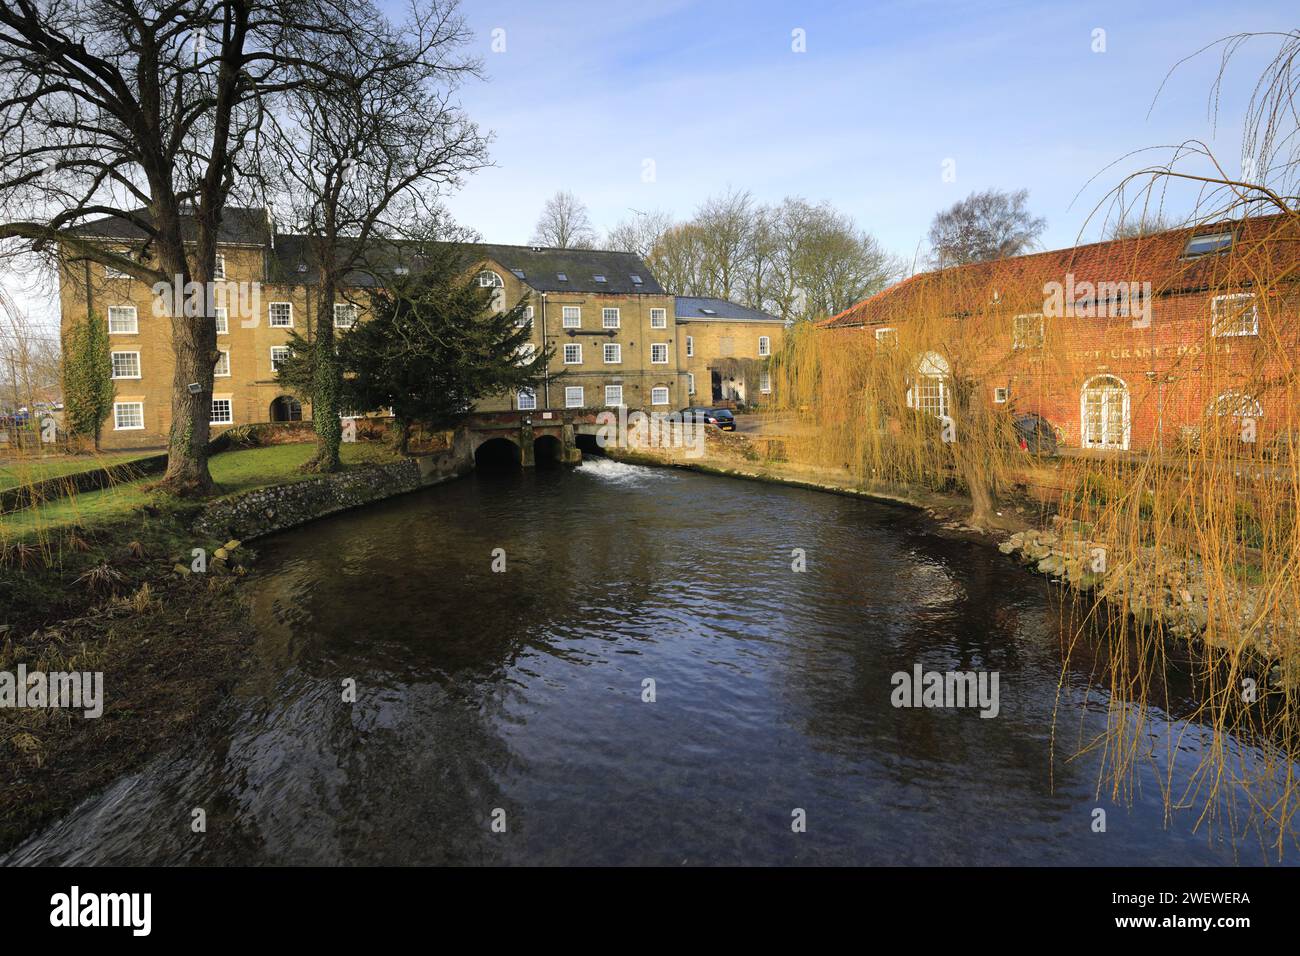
[5,460,1293,865]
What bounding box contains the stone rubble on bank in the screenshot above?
[997,521,1292,686]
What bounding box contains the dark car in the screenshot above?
[1013,412,1058,456]
[679,406,736,431]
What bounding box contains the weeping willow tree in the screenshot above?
[1046,33,1300,858]
[773,258,1070,527]
[772,30,1300,860]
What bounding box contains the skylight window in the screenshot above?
[511,269,526,279]
[1183,232,1234,257]
[700,307,717,316]
[630,274,643,285]
[593,275,607,283]
[556,272,568,281]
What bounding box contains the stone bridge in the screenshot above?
[457,410,607,468]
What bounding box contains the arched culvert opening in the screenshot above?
[533,434,563,468]
[574,432,604,458]
[475,436,521,470]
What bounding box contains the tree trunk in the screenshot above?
[305,275,342,473]
[158,233,215,496]
[953,376,995,527]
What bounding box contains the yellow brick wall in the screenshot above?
[60,246,725,449]
[59,244,325,449]
[676,319,783,405]
[471,260,679,413]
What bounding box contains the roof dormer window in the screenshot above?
[1183,232,1234,257]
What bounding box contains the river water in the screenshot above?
[5,459,1293,864]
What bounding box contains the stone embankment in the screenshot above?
[999,525,1292,684]
[192,450,467,542]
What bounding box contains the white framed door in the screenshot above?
[1080,375,1130,450]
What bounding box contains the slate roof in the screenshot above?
[675,296,783,323]
[818,213,1298,330]
[71,207,663,294]
[466,244,663,295]
[71,206,273,245]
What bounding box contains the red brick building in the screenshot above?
[819,213,1300,453]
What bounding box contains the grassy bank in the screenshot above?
[1,442,400,536]
[0,451,152,492]
[0,439,404,853]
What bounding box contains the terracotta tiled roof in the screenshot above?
[819,212,1299,330]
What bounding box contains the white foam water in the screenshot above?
[574,457,673,485]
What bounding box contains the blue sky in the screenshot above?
[432,0,1295,260]
[6,0,1295,332]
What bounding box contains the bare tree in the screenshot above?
[0,1,439,493]
[927,188,1046,267]
[530,190,596,248]
[605,208,674,260]
[263,0,488,472]
[0,1,284,492]
[648,192,900,322]
[647,223,709,296]
[795,207,900,320]
[694,187,754,300]
[1105,209,1178,239]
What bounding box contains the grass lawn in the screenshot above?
[0,441,401,537]
[0,451,154,491]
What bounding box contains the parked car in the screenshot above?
[679,406,736,431]
[1013,412,1059,456]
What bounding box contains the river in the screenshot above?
[5,459,1292,864]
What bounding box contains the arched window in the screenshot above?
[1209,390,1263,419]
[1080,375,1129,450]
[477,270,504,288]
[907,351,950,420]
[270,395,303,423]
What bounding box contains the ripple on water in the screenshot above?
[4,467,1295,866]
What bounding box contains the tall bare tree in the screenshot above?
[694,187,754,300]
[530,190,596,249]
[793,203,900,320]
[263,0,488,472]
[647,223,708,296]
[605,208,673,260]
[927,188,1046,267]
[0,1,281,493]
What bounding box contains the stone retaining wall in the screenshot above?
[192,449,468,542]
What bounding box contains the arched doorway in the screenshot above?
[1080,375,1129,450]
[270,395,303,422]
[474,436,521,470]
[533,434,563,468]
